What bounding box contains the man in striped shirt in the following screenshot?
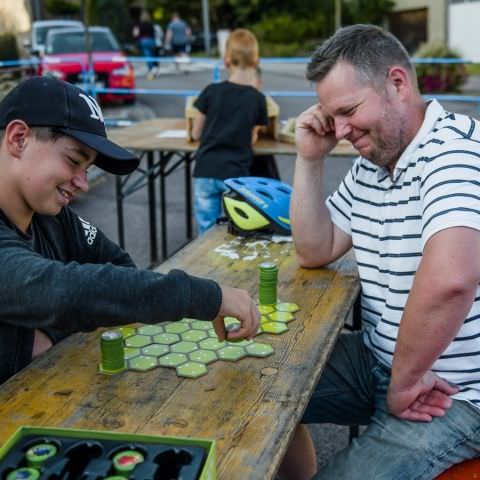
[279,25,480,480]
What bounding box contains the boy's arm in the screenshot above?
[192,112,206,141]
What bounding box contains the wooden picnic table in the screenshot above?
[0,226,360,480]
[108,118,358,266]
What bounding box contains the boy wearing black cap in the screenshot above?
[0,77,260,384]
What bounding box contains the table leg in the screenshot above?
[159,152,168,260]
[185,153,193,239]
[147,152,159,266]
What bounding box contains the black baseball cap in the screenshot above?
[0,76,139,175]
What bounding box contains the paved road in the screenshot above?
[70,63,480,474]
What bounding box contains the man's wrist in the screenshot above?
[390,367,424,392]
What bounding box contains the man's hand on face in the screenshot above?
[387,371,459,422]
[296,103,339,162]
[212,286,261,342]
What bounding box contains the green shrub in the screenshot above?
[260,41,315,58]
[252,12,327,51]
[44,0,80,16]
[0,33,19,62]
[414,43,468,93]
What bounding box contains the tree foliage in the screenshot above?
[44,0,81,16]
[88,0,133,44]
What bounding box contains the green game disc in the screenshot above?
[113,450,144,474]
[103,477,126,480]
[26,443,57,467]
[7,468,40,480]
[226,322,242,343]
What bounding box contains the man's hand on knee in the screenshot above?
[387,371,459,422]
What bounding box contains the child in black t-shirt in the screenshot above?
[191,29,268,234]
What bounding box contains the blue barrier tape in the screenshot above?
[1,56,476,68]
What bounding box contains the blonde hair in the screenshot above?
[225,29,259,69]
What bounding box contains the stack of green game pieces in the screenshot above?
[258,262,278,305]
[99,330,125,374]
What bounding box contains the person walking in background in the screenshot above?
[152,23,164,77]
[132,11,156,79]
[165,12,191,57]
[191,29,268,234]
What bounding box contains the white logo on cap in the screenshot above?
[78,93,104,123]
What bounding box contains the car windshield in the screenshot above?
[35,25,75,46]
[46,30,120,54]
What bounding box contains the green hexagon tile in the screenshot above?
[104,302,299,379]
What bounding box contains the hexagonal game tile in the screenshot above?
[124,347,141,360]
[190,320,212,331]
[153,332,180,345]
[268,311,295,323]
[180,318,195,324]
[258,305,275,315]
[226,339,253,347]
[181,329,208,342]
[128,355,158,371]
[142,344,170,357]
[217,345,247,361]
[165,322,190,334]
[260,322,289,334]
[137,324,164,336]
[199,338,226,351]
[176,362,208,378]
[171,341,198,354]
[189,349,217,364]
[125,334,153,348]
[276,302,300,313]
[159,353,188,367]
[207,329,219,338]
[246,343,275,357]
[118,326,136,339]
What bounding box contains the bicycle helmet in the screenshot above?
[222,177,292,236]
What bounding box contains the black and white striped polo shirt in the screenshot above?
[327,100,480,408]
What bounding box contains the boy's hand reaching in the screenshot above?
[296,103,338,162]
[213,286,260,341]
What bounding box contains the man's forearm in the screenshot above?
[391,261,476,390]
[291,156,335,266]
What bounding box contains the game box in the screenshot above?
[0,426,216,480]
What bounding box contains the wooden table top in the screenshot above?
[0,227,359,479]
[108,117,358,157]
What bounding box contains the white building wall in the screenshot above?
[0,0,30,34]
[393,0,448,44]
[449,1,480,61]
